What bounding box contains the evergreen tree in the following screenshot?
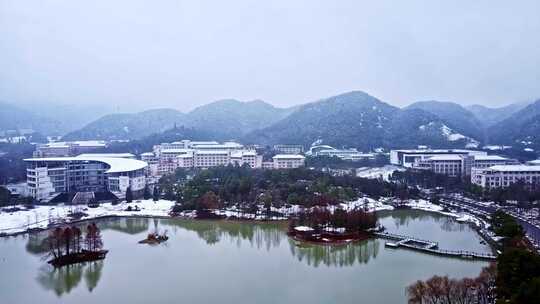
[125,186,133,203]
[143,184,151,200]
[152,186,159,202]
[0,186,11,207]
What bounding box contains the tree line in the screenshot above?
[158,165,418,214]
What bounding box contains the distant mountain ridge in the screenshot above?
[38,91,540,152]
[0,101,62,135]
[406,100,484,141]
[466,102,530,128]
[243,91,479,149]
[63,99,294,140]
[488,100,540,150]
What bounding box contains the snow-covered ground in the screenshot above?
[0,200,175,235]
[0,197,485,236]
[356,165,404,181]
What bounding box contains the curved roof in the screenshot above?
[24,155,147,173]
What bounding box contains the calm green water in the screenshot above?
[0,210,491,304]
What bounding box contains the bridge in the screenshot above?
[375,232,497,261]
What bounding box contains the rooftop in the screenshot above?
[426,154,464,161]
[77,153,135,159]
[488,165,540,172]
[473,155,509,161]
[24,155,147,173]
[273,154,305,160]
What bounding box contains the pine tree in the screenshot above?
[143,184,151,200]
[126,186,133,203]
[153,186,159,202]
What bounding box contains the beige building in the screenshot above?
[272,154,305,169]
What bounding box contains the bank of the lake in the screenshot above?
[0,210,491,304]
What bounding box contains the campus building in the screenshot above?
[33,141,108,157]
[24,154,147,201]
[273,144,304,155]
[390,149,487,167]
[307,145,374,161]
[272,154,306,169]
[471,165,540,189]
[143,141,263,176]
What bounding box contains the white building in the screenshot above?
[307,145,374,161]
[471,165,540,189]
[272,154,305,169]
[143,140,263,175]
[416,154,472,177]
[33,141,108,157]
[473,155,518,168]
[273,144,304,155]
[24,155,147,201]
[390,149,486,167]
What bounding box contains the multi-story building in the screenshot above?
[471,165,540,189]
[272,154,305,169]
[307,145,374,161]
[417,155,473,177]
[273,144,304,155]
[143,140,263,175]
[390,149,486,167]
[473,155,518,168]
[33,141,108,157]
[24,154,147,201]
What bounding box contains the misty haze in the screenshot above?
[1,1,539,304]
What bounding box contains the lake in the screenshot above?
[0,210,492,304]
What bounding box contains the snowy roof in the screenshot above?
[426,155,464,161]
[294,226,314,232]
[231,151,257,157]
[140,152,155,156]
[77,153,135,159]
[273,154,305,160]
[24,155,147,173]
[195,150,230,155]
[177,154,194,158]
[393,149,482,154]
[41,140,107,148]
[488,165,540,172]
[527,159,540,165]
[473,155,508,161]
[160,149,192,153]
[192,143,243,149]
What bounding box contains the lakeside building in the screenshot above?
[391,148,516,177]
[143,141,262,176]
[390,149,487,167]
[24,154,147,201]
[272,154,305,169]
[273,144,304,155]
[471,165,540,189]
[33,141,108,157]
[307,145,374,161]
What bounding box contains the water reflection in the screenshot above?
[36,261,104,296]
[379,209,468,233]
[288,238,380,267]
[162,220,285,251]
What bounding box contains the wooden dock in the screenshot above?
[375,232,497,261]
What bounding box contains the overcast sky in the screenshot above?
[1,0,539,112]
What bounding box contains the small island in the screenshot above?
[139,231,169,245]
[47,223,108,268]
[288,207,378,244]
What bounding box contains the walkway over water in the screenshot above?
[375,232,497,261]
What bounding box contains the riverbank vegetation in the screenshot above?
[47,223,107,267]
[160,165,416,215]
[287,207,377,243]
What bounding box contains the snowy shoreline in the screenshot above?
[0,197,486,237]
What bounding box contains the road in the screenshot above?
[438,193,540,250]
